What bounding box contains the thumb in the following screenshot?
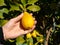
[14,13,23,22]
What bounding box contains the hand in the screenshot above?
[2,13,37,40]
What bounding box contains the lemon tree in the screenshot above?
[0,0,60,45]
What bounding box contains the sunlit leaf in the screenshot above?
[16,42,23,45]
[28,0,38,4]
[0,8,9,18]
[23,43,27,45]
[0,8,9,14]
[27,5,40,12]
[10,5,20,11]
[0,0,6,6]
[56,25,60,28]
[19,4,24,11]
[9,39,15,42]
[16,36,25,45]
[36,36,44,43]
[36,37,41,42]
[0,20,8,26]
[26,38,33,45]
[21,0,27,7]
[2,8,9,14]
[0,12,3,19]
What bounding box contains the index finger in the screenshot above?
[14,13,23,22]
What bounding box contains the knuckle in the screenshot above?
[10,18,15,21]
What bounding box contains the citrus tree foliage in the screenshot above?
[0,0,60,45]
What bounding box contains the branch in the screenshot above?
[44,27,52,45]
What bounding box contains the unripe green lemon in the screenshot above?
[21,12,34,29]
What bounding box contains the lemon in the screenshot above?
[26,33,32,38]
[32,30,37,38]
[21,12,34,29]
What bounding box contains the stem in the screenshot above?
[44,27,52,45]
[35,41,39,45]
[42,20,45,28]
[19,4,26,12]
[24,8,27,12]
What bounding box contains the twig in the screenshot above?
[42,20,45,29]
[44,27,52,45]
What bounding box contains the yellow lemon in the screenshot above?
[32,30,37,38]
[26,33,32,38]
[21,12,34,29]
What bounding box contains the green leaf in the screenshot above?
[0,20,8,26]
[21,0,27,7]
[36,37,41,42]
[2,8,9,14]
[9,39,15,42]
[0,12,3,19]
[36,36,43,42]
[27,5,40,12]
[0,0,5,6]
[16,43,23,45]
[56,25,60,28]
[23,43,28,45]
[10,5,20,11]
[19,4,24,11]
[26,38,33,45]
[0,8,9,18]
[0,8,9,14]
[28,0,38,4]
[16,36,25,45]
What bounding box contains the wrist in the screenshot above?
[2,26,7,40]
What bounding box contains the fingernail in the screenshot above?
[30,13,33,15]
[35,21,37,24]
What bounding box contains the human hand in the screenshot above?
[2,13,37,40]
